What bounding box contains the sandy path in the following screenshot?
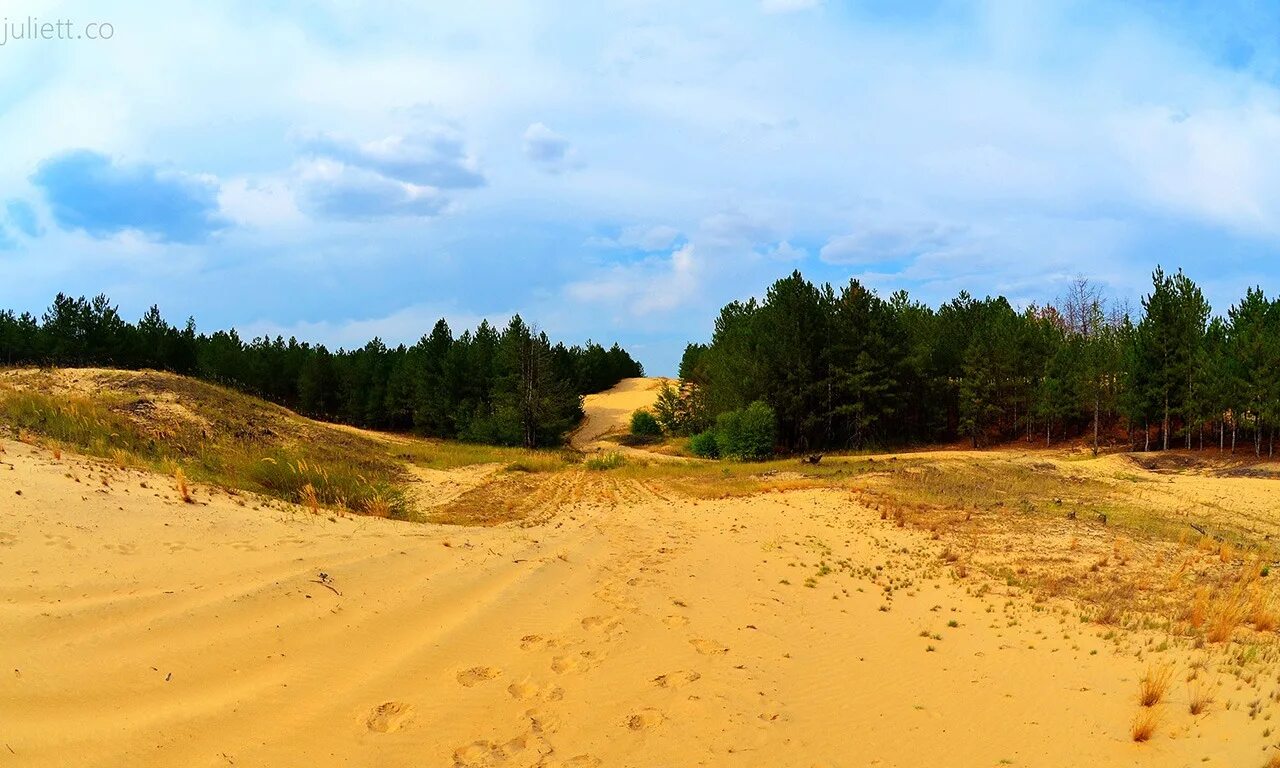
[0,435,1264,766]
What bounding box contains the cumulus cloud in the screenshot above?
[5,200,41,238]
[30,150,226,243]
[762,240,807,261]
[295,158,448,221]
[565,243,698,316]
[586,224,682,251]
[291,126,484,220]
[819,224,960,265]
[299,128,484,190]
[523,122,581,174]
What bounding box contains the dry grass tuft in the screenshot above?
[300,482,320,515]
[366,494,392,518]
[1187,586,1210,629]
[1138,662,1174,707]
[1130,706,1159,743]
[1187,680,1213,715]
[174,467,194,504]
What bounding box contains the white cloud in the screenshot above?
[566,243,699,316]
[240,303,506,349]
[586,224,681,251]
[761,240,807,261]
[523,122,582,174]
[819,224,960,265]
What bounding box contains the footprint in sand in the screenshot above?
[625,708,665,731]
[652,670,701,689]
[546,756,602,768]
[550,651,598,674]
[508,678,565,702]
[580,616,625,636]
[456,666,501,687]
[365,701,413,733]
[453,732,553,767]
[662,615,690,628]
[689,638,729,656]
[519,634,557,651]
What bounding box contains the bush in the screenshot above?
[715,401,776,460]
[630,409,662,437]
[689,430,720,458]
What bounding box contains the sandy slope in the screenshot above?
[571,377,676,450]
[0,396,1271,766]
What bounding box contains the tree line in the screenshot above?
[0,294,643,447]
[666,268,1280,457]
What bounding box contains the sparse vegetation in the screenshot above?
[1138,663,1174,708]
[1131,707,1159,743]
[0,373,411,517]
[1188,681,1213,715]
[584,452,626,471]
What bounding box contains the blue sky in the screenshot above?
[3,1,1280,374]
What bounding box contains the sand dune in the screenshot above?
[0,382,1273,766]
[571,377,675,450]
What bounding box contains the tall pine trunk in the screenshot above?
[1092,391,1100,457]
[1162,396,1169,451]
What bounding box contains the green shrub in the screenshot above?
[715,401,776,460]
[630,409,662,437]
[689,430,720,458]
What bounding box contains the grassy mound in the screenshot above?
[0,368,409,517]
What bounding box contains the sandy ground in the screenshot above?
[0,383,1273,767]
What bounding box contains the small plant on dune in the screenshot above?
[300,482,320,515]
[110,448,128,470]
[1138,662,1173,707]
[174,467,194,504]
[1130,707,1159,743]
[1247,585,1279,632]
[1206,577,1254,643]
[1187,680,1214,715]
[1187,586,1210,629]
[366,494,392,519]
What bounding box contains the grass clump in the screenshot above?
[584,452,626,471]
[248,454,408,517]
[1130,707,1159,743]
[1137,662,1173,707]
[1187,680,1213,715]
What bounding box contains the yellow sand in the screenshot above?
[0,381,1269,767]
